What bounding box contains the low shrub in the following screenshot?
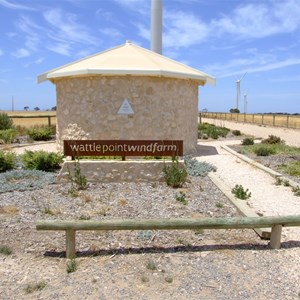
[0,129,18,144]
[232,130,241,136]
[198,123,230,139]
[231,184,251,200]
[26,126,53,141]
[0,245,13,255]
[0,150,16,172]
[0,113,14,130]
[261,135,284,145]
[0,170,56,193]
[21,150,63,171]
[242,137,254,145]
[163,159,187,188]
[253,145,276,156]
[175,191,188,205]
[184,155,216,176]
[279,161,300,177]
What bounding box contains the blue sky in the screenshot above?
[0,0,299,113]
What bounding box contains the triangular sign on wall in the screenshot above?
[117,98,134,115]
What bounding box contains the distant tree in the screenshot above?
[34,107,40,111]
[24,106,29,111]
[230,108,240,113]
[51,106,56,111]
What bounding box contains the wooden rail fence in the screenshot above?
[200,112,300,129]
[37,215,300,258]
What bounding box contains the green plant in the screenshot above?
[163,159,187,188]
[279,161,300,177]
[68,160,88,193]
[275,177,283,186]
[26,126,53,141]
[261,135,284,145]
[0,113,14,130]
[79,214,91,220]
[232,130,241,136]
[185,155,216,177]
[198,123,229,139]
[21,150,63,171]
[175,191,188,205]
[253,145,276,156]
[292,186,300,196]
[0,150,16,172]
[25,281,46,294]
[66,259,77,273]
[216,202,224,208]
[242,137,254,145]
[0,129,18,144]
[137,230,153,240]
[176,237,192,247]
[0,245,13,255]
[231,184,251,200]
[146,260,157,270]
[43,206,55,216]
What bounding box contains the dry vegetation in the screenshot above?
[2,110,56,128]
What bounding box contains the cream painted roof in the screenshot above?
[37,41,215,86]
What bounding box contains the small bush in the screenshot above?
[279,161,300,177]
[0,150,16,172]
[198,123,229,139]
[67,259,77,273]
[231,184,251,200]
[0,245,13,255]
[292,186,300,197]
[0,129,18,144]
[163,159,187,188]
[25,282,46,294]
[0,113,14,130]
[232,130,241,136]
[253,145,276,156]
[261,135,284,145]
[185,155,216,177]
[175,191,188,205]
[68,160,88,192]
[21,150,63,171]
[26,126,53,141]
[242,137,254,145]
[0,170,56,193]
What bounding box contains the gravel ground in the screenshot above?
[1,129,300,299]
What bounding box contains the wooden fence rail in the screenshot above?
[37,215,300,258]
[200,112,300,129]
[9,115,56,127]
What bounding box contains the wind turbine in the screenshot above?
[235,72,247,111]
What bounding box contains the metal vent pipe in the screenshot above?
[151,0,163,54]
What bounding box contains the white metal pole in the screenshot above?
[151,0,163,54]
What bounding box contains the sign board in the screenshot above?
[64,140,183,157]
[117,98,134,115]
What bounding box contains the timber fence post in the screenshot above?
[66,229,76,258]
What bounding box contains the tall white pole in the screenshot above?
[151,0,163,54]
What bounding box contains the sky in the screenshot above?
[0,0,299,114]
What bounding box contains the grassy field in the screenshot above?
[2,110,56,128]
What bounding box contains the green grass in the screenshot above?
[25,282,46,294]
[241,144,300,156]
[279,161,300,177]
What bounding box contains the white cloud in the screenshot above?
[213,0,300,39]
[12,48,31,58]
[0,0,35,10]
[99,27,123,39]
[163,11,210,49]
[47,43,72,56]
[43,8,98,46]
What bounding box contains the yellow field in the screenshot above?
[201,112,300,129]
[2,110,57,128]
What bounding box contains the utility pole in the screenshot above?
[11,96,14,112]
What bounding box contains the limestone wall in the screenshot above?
[55,76,199,154]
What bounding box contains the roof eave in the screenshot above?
[42,69,215,86]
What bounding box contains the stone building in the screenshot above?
[38,40,215,154]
